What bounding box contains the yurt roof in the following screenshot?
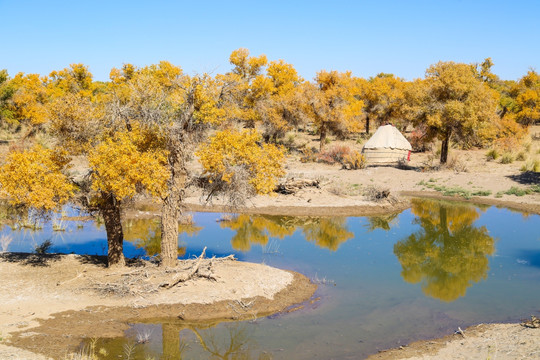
[362,125,412,150]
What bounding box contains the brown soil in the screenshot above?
[0,253,316,359]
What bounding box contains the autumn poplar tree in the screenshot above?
[303,70,364,150]
[359,73,407,133]
[408,61,499,163]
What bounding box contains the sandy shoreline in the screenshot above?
[0,253,316,359]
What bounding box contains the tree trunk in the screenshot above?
[365,115,370,134]
[160,148,187,268]
[162,323,183,359]
[100,192,125,267]
[319,122,327,151]
[440,128,451,164]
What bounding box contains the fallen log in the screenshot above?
[275,178,320,195]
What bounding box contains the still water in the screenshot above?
[1,199,540,359]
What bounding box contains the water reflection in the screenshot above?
[87,321,268,360]
[394,199,496,302]
[220,215,353,251]
[364,213,399,232]
[124,218,202,257]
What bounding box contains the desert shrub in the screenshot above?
[318,145,351,165]
[327,184,346,196]
[500,153,514,164]
[521,159,540,172]
[364,186,391,202]
[300,147,318,163]
[421,154,440,172]
[34,239,53,255]
[516,152,527,161]
[445,156,468,173]
[408,129,431,152]
[341,150,366,170]
[486,148,499,161]
[396,158,410,169]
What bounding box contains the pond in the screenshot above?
[1,198,540,359]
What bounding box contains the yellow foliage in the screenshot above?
[304,70,364,148]
[0,145,75,211]
[513,70,540,125]
[229,48,267,79]
[48,63,95,98]
[9,73,49,125]
[196,129,285,195]
[341,150,366,170]
[88,126,170,201]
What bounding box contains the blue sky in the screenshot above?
[1,0,538,82]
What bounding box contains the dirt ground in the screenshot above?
[0,253,316,359]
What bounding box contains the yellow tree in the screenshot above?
[0,70,16,127]
[511,70,540,126]
[251,59,306,141]
[6,73,49,129]
[410,61,499,163]
[303,70,364,150]
[219,48,268,127]
[196,128,286,207]
[87,127,169,266]
[0,145,75,213]
[359,73,407,134]
[107,61,229,267]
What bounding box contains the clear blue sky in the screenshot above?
[1,0,538,82]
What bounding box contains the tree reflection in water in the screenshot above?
[364,213,400,232]
[123,218,202,257]
[220,214,353,251]
[86,321,268,359]
[394,199,495,302]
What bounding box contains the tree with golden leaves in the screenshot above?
[0,146,75,212]
[197,128,285,207]
[511,70,540,126]
[358,73,407,134]
[407,61,499,163]
[303,70,364,150]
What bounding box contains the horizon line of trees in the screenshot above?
[0,49,538,267]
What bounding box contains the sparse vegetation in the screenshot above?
[500,153,514,164]
[486,148,500,160]
[34,239,53,255]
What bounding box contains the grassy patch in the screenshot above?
[501,186,540,197]
[421,182,492,199]
[486,148,500,160]
[500,153,514,164]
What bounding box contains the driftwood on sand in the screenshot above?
[275,178,320,195]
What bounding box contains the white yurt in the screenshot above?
[362,125,412,164]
